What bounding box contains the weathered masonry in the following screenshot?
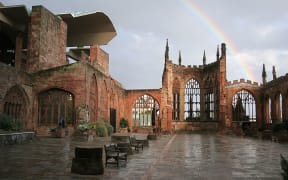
[0,4,287,136]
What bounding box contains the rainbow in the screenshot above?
[180,0,257,81]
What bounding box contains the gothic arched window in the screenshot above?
[278,93,283,122]
[38,89,74,126]
[132,94,159,127]
[3,86,28,122]
[265,96,272,124]
[232,90,256,122]
[204,92,214,120]
[172,78,180,121]
[184,79,200,120]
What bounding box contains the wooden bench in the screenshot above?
[129,136,143,152]
[104,144,127,167]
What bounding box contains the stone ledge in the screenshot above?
[0,131,35,145]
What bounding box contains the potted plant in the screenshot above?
[119,118,129,133]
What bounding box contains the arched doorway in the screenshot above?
[38,89,74,127]
[132,94,160,127]
[172,78,180,121]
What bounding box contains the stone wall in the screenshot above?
[26,6,67,73]
[90,45,109,76]
[31,60,126,135]
[172,121,219,132]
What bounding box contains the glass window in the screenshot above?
[184,79,200,120]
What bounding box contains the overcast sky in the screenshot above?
[2,0,288,89]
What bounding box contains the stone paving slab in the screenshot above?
[0,133,288,179]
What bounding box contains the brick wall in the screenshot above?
[90,45,109,76]
[26,6,67,73]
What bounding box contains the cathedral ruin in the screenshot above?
[0,4,287,136]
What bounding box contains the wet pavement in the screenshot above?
[0,133,288,179]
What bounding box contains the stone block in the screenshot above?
[71,147,104,175]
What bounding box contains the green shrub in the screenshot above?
[95,120,108,137]
[88,123,97,130]
[0,113,22,131]
[120,118,128,128]
[105,122,114,136]
[12,120,22,131]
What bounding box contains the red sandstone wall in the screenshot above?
[0,63,33,129]
[90,45,109,76]
[31,60,126,130]
[26,6,67,73]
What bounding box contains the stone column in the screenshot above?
[15,33,23,69]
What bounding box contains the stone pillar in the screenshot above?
[15,33,23,69]
[179,84,185,121]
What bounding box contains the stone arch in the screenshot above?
[184,77,201,88]
[101,79,109,119]
[263,95,272,124]
[231,89,256,122]
[203,76,215,120]
[114,93,119,120]
[130,92,160,107]
[118,95,125,120]
[184,78,201,120]
[3,85,29,128]
[132,94,160,127]
[274,92,283,123]
[38,88,74,127]
[110,88,115,108]
[89,74,98,122]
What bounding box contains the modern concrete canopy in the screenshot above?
[0,5,29,31]
[0,5,29,48]
[58,12,117,47]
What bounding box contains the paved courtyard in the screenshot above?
[0,133,288,179]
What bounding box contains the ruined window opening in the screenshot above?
[184,79,200,120]
[265,97,272,124]
[38,89,74,126]
[205,92,214,120]
[132,94,159,127]
[172,92,180,120]
[268,98,272,123]
[279,94,283,121]
[232,90,256,122]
